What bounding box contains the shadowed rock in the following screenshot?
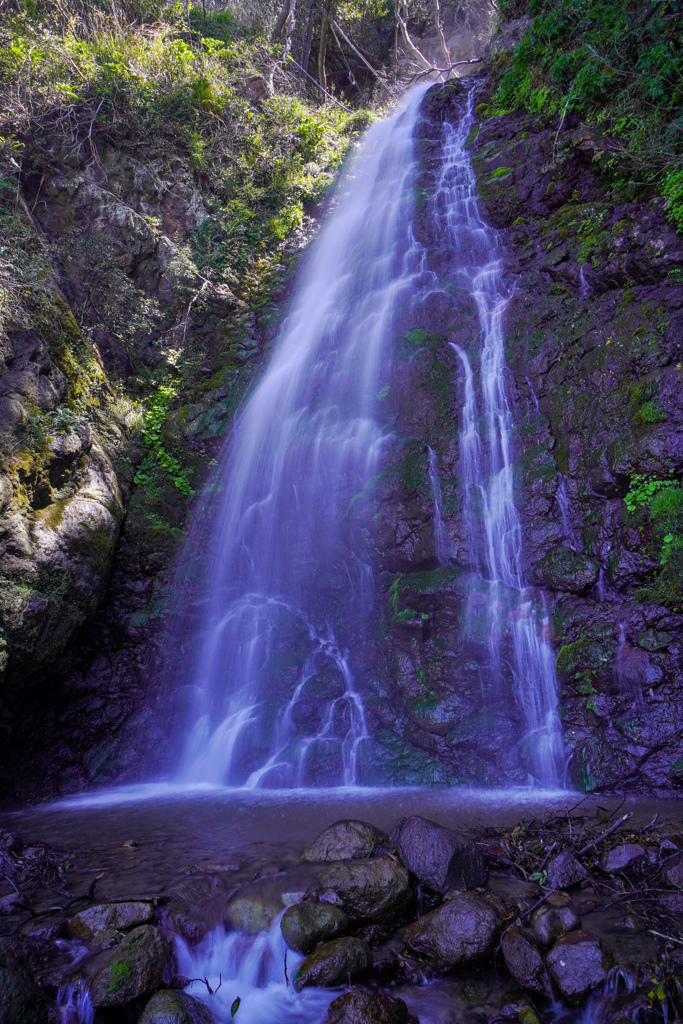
[315,859,412,923]
[391,816,488,892]
[502,926,552,998]
[531,902,580,947]
[281,902,348,954]
[325,989,418,1024]
[302,821,388,862]
[138,990,214,1024]
[528,547,599,593]
[0,939,50,1024]
[403,893,502,970]
[546,852,587,890]
[293,937,371,991]
[547,930,610,1004]
[600,844,647,876]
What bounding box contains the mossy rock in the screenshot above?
[86,925,173,1007]
[528,547,599,593]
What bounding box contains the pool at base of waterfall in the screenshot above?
[1,789,679,1024]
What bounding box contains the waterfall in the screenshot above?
[433,92,564,786]
[427,446,449,564]
[178,85,430,788]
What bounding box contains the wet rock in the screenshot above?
[66,900,154,939]
[325,988,418,1024]
[500,997,542,1024]
[600,844,647,877]
[293,936,372,991]
[280,902,348,954]
[138,990,214,1024]
[501,926,552,998]
[86,924,174,1007]
[662,853,683,888]
[546,852,587,890]
[0,939,50,1024]
[165,876,232,944]
[0,892,25,915]
[528,547,599,593]
[315,858,412,923]
[391,815,488,892]
[371,945,401,981]
[531,902,580,947]
[403,893,502,970]
[226,886,285,934]
[546,930,610,1004]
[302,820,387,863]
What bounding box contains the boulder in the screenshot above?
[501,926,552,998]
[391,816,488,892]
[600,844,647,877]
[315,859,412,924]
[67,901,154,940]
[281,902,348,954]
[138,990,214,1024]
[0,940,50,1024]
[403,893,502,970]
[546,852,587,890]
[325,989,418,1024]
[302,821,387,862]
[531,903,580,947]
[293,937,372,992]
[86,925,174,1007]
[546,930,610,1004]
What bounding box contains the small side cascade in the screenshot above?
[427,446,450,564]
[57,985,94,1024]
[175,917,336,1023]
[556,474,582,552]
[432,90,564,787]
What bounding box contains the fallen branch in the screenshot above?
[650,929,683,946]
[577,813,632,857]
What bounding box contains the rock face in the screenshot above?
[501,926,552,998]
[315,859,412,924]
[391,816,488,892]
[138,990,214,1024]
[546,852,587,890]
[280,902,348,954]
[403,893,502,969]
[85,924,174,1007]
[546,931,610,1003]
[302,820,387,862]
[325,989,417,1024]
[292,937,371,992]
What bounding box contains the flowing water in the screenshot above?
[178,85,430,788]
[173,82,562,790]
[432,94,564,785]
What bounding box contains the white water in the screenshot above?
[434,93,564,786]
[178,86,430,788]
[427,446,449,563]
[177,916,336,1024]
[557,473,581,551]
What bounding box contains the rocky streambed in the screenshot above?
[1,796,682,1023]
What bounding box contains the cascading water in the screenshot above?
[432,91,564,786]
[178,85,429,788]
[427,446,449,564]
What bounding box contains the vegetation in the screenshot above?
[624,472,683,606]
[492,0,683,225]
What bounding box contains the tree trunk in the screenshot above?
[272,0,291,39]
[433,0,451,73]
[302,0,317,71]
[318,13,329,95]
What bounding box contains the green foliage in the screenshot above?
[493,0,683,216]
[135,382,194,494]
[624,473,677,514]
